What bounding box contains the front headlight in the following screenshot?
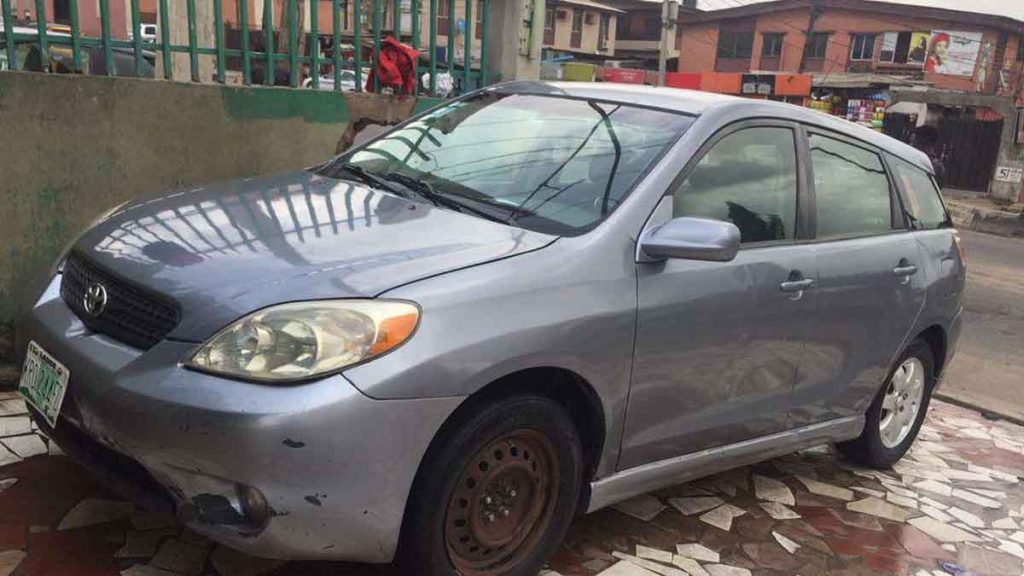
[185,300,420,382]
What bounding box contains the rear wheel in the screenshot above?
[838,339,934,469]
[397,395,582,576]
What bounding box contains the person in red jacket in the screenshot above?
[366,36,420,95]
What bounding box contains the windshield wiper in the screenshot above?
[331,162,409,197]
[382,172,514,225]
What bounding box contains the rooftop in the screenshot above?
[551,0,626,14]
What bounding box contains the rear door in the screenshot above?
[791,129,926,426]
[621,120,817,469]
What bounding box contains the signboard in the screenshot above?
[908,32,930,65]
[741,74,776,96]
[603,68,646,85]
[925,30,983,77]
[994,166,1024,184]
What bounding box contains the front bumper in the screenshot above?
[24,275,462,563]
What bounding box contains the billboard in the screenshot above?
[925,30,983,77]
[908,32,930,65]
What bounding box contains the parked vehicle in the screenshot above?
[138,23,157,43]
[302,69,358,92]
[20,82,964,575]
[4,42,155,77]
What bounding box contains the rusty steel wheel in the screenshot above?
[444,429,559,575]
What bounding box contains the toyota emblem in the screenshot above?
[83,283,108,317]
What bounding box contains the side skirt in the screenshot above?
[586,416,865,513]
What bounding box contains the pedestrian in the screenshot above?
[910,125,947,188]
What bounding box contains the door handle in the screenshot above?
[780,278,815,293]
[893,265,918,277]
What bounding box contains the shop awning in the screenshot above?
[812,73,931,89]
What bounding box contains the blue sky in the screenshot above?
[696,0,1024,21]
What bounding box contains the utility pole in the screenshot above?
[658,0,678,87]
[797,1,823,74]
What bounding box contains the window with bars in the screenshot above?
[598,13,611,50]
[849,34,876,61]
[570,8,583,48]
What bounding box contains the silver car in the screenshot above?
[20,82,965,575]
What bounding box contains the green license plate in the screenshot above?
[18,341,70,428]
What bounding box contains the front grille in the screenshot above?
[61,252,180,350]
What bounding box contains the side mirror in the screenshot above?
[639,217,741,262]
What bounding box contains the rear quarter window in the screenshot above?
[891,156,949,230]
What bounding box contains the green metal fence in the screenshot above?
[0,0,492,96]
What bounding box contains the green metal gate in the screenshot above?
[1,0,492,96]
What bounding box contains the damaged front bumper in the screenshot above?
[24,275,462,563]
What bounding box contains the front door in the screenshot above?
[620,122,815,470]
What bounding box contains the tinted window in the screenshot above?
[673,127,797,243]
[323,93,693,235]
[810,134,892,238]
[891,157,948,229]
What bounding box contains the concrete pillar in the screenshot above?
[484,0,542,82]
[163,0,216,82]
[991,112,1024,202]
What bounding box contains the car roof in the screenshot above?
[491,81,933,174]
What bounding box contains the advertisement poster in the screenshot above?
[908,32,930,65]
[879,32,898,62]
[926,30,983,76]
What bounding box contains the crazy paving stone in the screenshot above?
[991,517,1019,530]
[0,400,27,417]
[758,501,801,520]
[957,543,1024,576]
[0,550,26,576]
[850,486,886,499]
[0,418,32,438]
[675,543,719,563]
[887,493,919,509]
[58,498,134,531]
[116,529,178,559]
[669,497,724,517]
[771,531,800,554]
[952,488,1002,509]
[908,516,985,543]
[752,475,794,506]
[671,555,709,576]
[0,435,46,459]
[846,496,915,523]
[921,505,955,524]
[703,565,752,576]
[699,505,746,532]
[612,552,688,576]
[596,560,660,576]
[635,545,673,564]
[613,495,667,522]
[997,540,1024,561]
[919,496,950,510]
[946,506,986,529]
[913,479,953,497]
[797,476,854,501]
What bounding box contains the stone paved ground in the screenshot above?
[1,391,1024,576]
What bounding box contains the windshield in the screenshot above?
[316,92,693,235]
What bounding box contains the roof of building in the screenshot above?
[489,80,933,171]
[553,0,626,14]
[682,0,1024,34]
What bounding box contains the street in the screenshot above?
[940,231,1024,423]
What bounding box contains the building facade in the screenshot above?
[677,0,1024,99]
[542,0,620,62]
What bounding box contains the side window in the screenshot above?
[891,157,948,229]
[673,127,797,243]
[809,134,892,238]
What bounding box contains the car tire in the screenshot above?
[837,338,935,469]
[396,394,583,576]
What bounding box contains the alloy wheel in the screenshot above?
[879,357,926,448]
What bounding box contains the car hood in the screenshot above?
[75,171,556,341]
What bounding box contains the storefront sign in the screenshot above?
[603,68,646,85]
[994,166,1024,184]
[926,30,983,77]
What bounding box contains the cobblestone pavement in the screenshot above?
[2,392,1024,576]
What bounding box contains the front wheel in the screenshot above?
[397,395,583,576]
[838,338,935,469]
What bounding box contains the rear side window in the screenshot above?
[891,157,948,229]
[809,134,892,239]
[672,127,798,243]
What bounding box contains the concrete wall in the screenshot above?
[0,72,420,346]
